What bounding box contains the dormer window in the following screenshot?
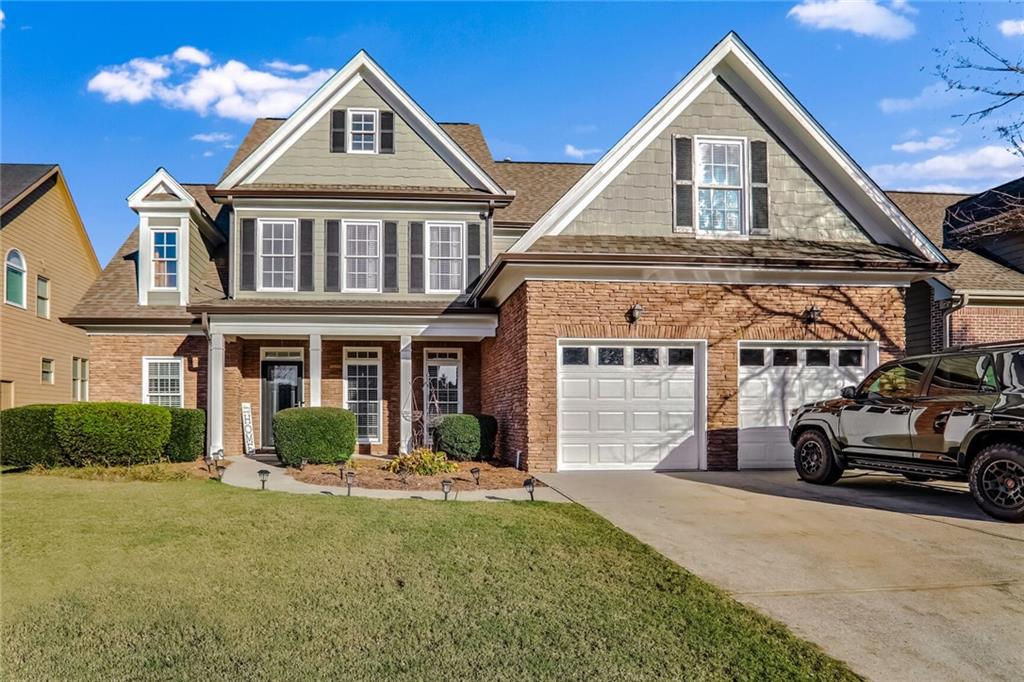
[348,109,378,153]
[152,230,179,289]
[696,137,745,235]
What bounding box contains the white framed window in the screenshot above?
[343,348,382,444]
[36,276,50,318]
[348,108,378,154]
[258,219,297,291]
[72,357,89,401]
[425,222,465,293]
[695,136,746,236]
[5,249,27,308]
[142,357,183,407]
[424,349,462,425]
[343,220,381,292]
[41,358,54,384]
[151,230,179,289]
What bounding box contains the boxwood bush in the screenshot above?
[165,407,206,463]
[0,405,63,468]
[432,413,498,461]
[54,402,171,467]
[273,407,356,467]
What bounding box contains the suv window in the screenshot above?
[928,354,999,396]
[860,360,928,399]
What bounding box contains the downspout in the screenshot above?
[943,292,969,349]
[201,311,210,338]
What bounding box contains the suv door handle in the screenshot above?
[889,405,912,415]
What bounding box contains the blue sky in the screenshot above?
[3,1,1023,265]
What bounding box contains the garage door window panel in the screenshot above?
[839,349,864,367]
[562,347,589,366]
[740,348,765,366]
[633,348,660,366]
[773,349,798,367]
[805,349,830,367]
[669,348,694,366]
[598,348,624,366]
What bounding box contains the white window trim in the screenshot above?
[423,348,463,422]
[260,347,304,361]
[693,135,750,240]
[141,356,184,407]
[341,219,383,293]
[256,218,298,293]
[150,229,180,291]
[36,275,50,319]
[342,347,383,444]
[4,248,27,309]
[41,357,54,385]
[72,357,89,402]
[347,108,379,155]
[424,221,467,294]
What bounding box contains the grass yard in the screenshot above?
[1,475,856,681]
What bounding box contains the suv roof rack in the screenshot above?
[948,339,1024,352]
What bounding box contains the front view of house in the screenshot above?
[66,33,953,472]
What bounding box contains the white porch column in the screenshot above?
[309,333,322,407]
[208,333,225,455]
[400,334,413,453]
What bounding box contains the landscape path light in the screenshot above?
[470,467,481,485]
[346,470,356,497]
[216,465,226,481]
[524,477,535,502]
[257,469,270,490]
[441,479,453,501]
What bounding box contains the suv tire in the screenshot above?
[794,430,843,485]
[969,443,1024,523]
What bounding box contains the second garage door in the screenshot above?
[557,341,705,471]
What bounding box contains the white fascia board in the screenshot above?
[231,197,490,215]
[127,168,196,212]
[207,313,497,339]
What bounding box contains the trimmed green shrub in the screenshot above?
[165,408,206,462]
[384,448,458,476]
[273,407,356,468]
[432,414,498,461]
[0,405,63,468]
[54,402,171,467]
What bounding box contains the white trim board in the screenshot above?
[508,32,947,265]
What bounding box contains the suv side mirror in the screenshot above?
[840,386,857,400]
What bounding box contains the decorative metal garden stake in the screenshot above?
[524,477,535,501]
[346,470,356,497]
[257,469,270,490]
[441,479,453,501]
[216,465,226,481]
[470,467,481,485]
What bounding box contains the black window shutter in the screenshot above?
[750,140,769,235]
[409,221,424,293]
[674,136,694,230]
[325,220,341,292]
[383,221,398,292]
[330,110,346,153]
[465,223,481,293]
[240,218,256,291]
[380,111,395,154]
[299,219,314,291]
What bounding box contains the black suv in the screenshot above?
[789,342,1024,522]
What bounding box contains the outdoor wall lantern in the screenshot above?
[523,477,536,501]
[216,465,226,481]
[626,303,644,325]
[802,304,823,325]
[346,470,356,497]
[441,479,453,501]
[470,467,481,485]
[257,469,270,490]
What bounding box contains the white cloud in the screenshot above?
[202,150,215,158]
[564,144,602,159]
[572,123,598,135]
[265,60,311,74]
[787,1,916,40]
[173,46,211,67]
[998,19,1024,37]
[878,82,958,114]
[0,9,6,30]
[191,132,233,143]
[870,145,1023,187]
[88,48,332,122]
[890,131,960,153]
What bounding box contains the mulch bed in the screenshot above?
[291,458,543,491]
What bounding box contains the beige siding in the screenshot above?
[255,80,470,189]
[568,78,868,242]
[493,227,527,255]
[0,174,99,407]
[188,217,208,295]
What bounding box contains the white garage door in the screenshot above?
[557,341,704,471]
[738,342,874,468]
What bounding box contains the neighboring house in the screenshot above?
[890,179,1024,355]
[1,164,101,409]
[67,33,953,472]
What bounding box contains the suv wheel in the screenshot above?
[969,443,1024,523]
[794,430,843,485]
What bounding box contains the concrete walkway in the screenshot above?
[222,455,568,502]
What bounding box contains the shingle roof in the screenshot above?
[439,123,498,176]
[220,118,284,182]
[492,161,591,225]
[1,163,57,209]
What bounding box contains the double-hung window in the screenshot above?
[41,358,54,384]
[5,249,26,308]
[36,276,50,318]
[426,223,464,293]
[259,219,296,291]
[143,357,183,407]
[424,349,462,426]
[152,230,179,289]
[348,109,378,153]
[344,348,382,443]
[696,137,745,235]
[72,357,89,401]
[344,221,381,291]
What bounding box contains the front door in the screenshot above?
[840,358,929,456]
[261,361,302,448]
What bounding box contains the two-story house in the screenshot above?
[2,164,101,409]
[67,34,953,472]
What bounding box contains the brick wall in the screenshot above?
[949,305,1024,347]
[90,335,207,407]
[484,281,905,472]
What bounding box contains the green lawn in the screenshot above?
[1,475,856,681]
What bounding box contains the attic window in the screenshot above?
[695,137,745,235]
[349,109,378,154]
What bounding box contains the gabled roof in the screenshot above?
[216,51,507,196]
[509,32,947,264]
[1,163,58,211]
[492,161,592,225]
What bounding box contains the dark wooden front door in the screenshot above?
[261,361,302,447]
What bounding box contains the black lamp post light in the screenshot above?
[216,465,226,481]
[346,470,356,496]
[299,458,308,471]
[441,479,453,501]
[523,477,536,502]
[257,469,270,490]
[470,467,481,485]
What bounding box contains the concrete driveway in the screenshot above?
[539,470,1024,682]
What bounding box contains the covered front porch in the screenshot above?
[203,313,497,458]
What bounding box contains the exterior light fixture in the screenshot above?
[346,470,356,496]
[802,304,823,325]
[212,449,225,464]
[523,477,536,501]
[204,453,214,472]
[441,479,453,501]
[300,458,308,471]
[470,467,481,485]
[257,469,270,490]
[216,465,226,481]
[626,303,644,325]
[338,464,345,482]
